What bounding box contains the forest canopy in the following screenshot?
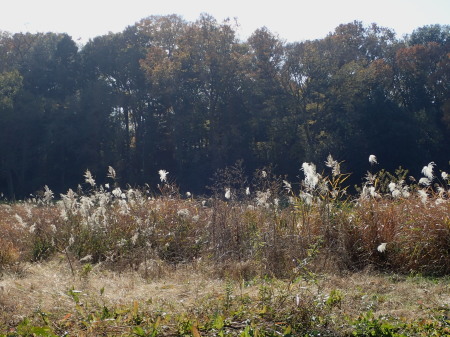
[0,15,449,199]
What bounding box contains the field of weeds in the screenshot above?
[0,156,449,336]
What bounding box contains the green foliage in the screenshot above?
[0,70,22,108]
[6,318,59,337]
[326,289,343,309]
[80,263,93,278]
[351,312,407,337]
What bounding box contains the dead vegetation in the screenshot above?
[0,159,449,335]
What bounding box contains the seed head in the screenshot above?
[369,155,378,165]
[158,169,169,183]
[84,170,96,187]
[107,166,116,179]
[421,162,435,180]
[377,242,387,253]
[301,162,319,190]
[419,177,431,186]
[325,154,340,176]
[283,180,292,192]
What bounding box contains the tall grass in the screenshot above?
[0,156,449,277]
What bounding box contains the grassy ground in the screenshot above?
[1,258,449,336]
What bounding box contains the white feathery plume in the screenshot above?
[225,188,231,200]
[302,162,319,190]
[84,169,96,187]
[107,166,116,179]
[388,182,396,192]
[377,242,387,253]
[325,154,340,176]
[158,169,169,182]
[418,177,431,186]
[421,162,435,180]
[256,189,271,207]
[112,187,122,198]
[418,189,428,204]
[43,185,54,202]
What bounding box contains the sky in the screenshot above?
[1,0,449,44]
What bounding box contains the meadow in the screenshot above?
[0,156,449,336]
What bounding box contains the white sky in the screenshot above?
[1,0,449,44]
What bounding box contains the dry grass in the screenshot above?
[0,259,449,335]
[0,161,449,335]
[323,271,450,321]
[1,188,449,279]
[0,258,220,319]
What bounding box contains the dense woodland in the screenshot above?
[0,15,449,198]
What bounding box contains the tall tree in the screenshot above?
[0,69,23,198]
[244,28,292,170]
[141,14,250,187]
[0,33,82,197]
[81,28,152,184]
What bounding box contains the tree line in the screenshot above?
[0,15,449,198]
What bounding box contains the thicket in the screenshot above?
[0,17,449,199]
[0,158,449,336]
[1,157,449,277]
